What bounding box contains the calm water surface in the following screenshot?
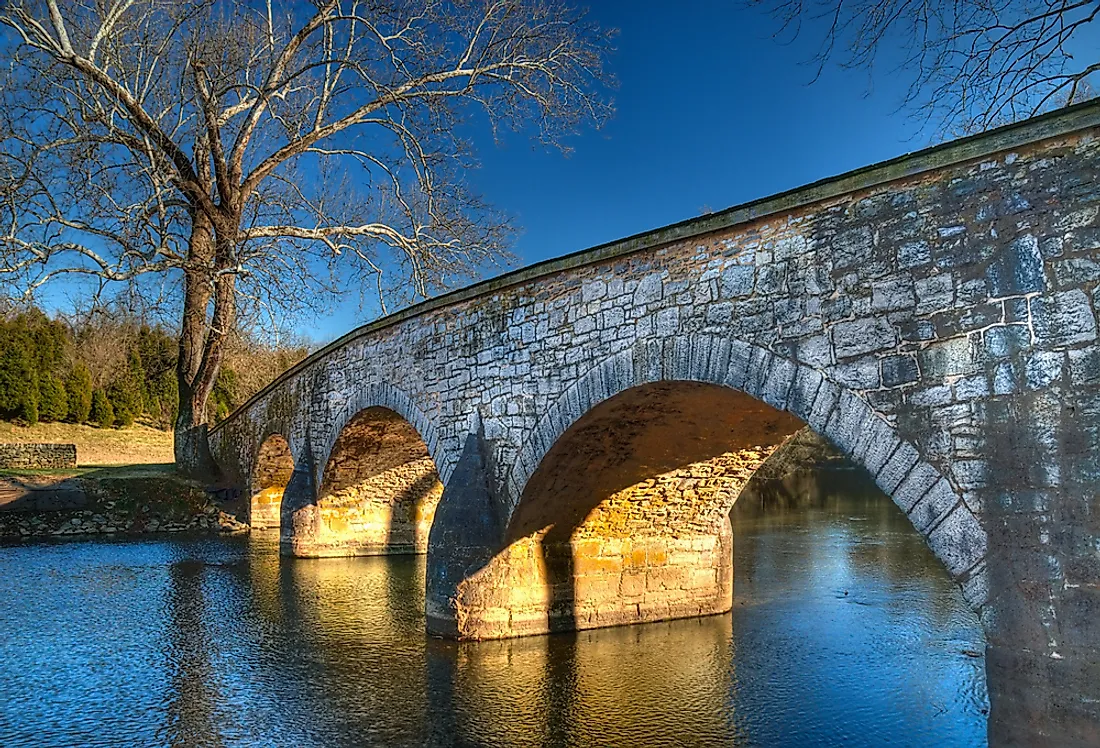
[0,475,987,747]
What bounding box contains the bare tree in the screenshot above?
[0,0,612,473]
[747,0,1100,133]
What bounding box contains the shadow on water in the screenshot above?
[160,556,225,748]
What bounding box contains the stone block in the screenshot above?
[574,554,623,577]
[824,391,870,455]
[985,325,1031,358]
[786,367,823,422]
[872,275,916,312]
[806,379,840,432]
[892,461,941,513]
[917,336,979,378]
[989,233,1044,297]
[833,225,874,269]
[831,359,881,389]
[720,264,755,298]
[915,274,954,314]
[881,354,919,387]
[907,477,959,534]
[1031,290,1097,347]
[633,273,664,305]
[761,356,797,409]
[619,571,646,598]
[857,419,902,475]
[927,505,987,577]
[656,307,680,338]
[898,240,932,268]
[831,318,897,359]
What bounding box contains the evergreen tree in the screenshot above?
[107,353,144,429]
[90,389,114,429]
[0,328,38,423]
[125,347,146,416]
[38,374,68,422]
[137,325,178,427]
[107,382,137,428]
[20,395,38,426]
[65,364,93,423]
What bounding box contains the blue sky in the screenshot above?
[309,1,934,341]
[23,2,1095,343]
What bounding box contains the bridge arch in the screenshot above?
[504,335,989,617]
[250,432,295,530]
[314,382,446,488]
[242,424,318,552]
[285,384,446,558]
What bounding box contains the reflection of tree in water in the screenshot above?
[160,558,224,748]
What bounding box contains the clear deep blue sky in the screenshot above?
[310,1,932,341]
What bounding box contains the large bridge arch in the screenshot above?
[503,336,989,613]
[427,335,988,639]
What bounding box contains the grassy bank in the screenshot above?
[0,421,174,466]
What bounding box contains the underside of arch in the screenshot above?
[442,381,805,638]
[252,434,294,530]
[294,406,442,557]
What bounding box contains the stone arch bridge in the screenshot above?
[211,102,1100,746]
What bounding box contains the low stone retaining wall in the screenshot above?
[0,443,77,470]
[0,471,248,540]
[0,504,246,538]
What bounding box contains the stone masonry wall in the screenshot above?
[0,443,77,470]
[301,457,442,556]
[211,106,1100,745]
[451,523,733,639]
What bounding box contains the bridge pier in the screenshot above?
[435,520,735,639]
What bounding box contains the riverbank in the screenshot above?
[0,464,247,540]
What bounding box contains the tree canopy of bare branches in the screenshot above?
[0,0,613,472]
[747,0,1099,133]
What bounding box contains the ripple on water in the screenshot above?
[0,488,987,748]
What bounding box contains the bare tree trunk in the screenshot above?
[174,215,219,478]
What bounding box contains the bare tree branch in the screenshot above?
[0,0,613,468]
[747,0,1100,134]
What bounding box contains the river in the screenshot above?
[0,471,987,747]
